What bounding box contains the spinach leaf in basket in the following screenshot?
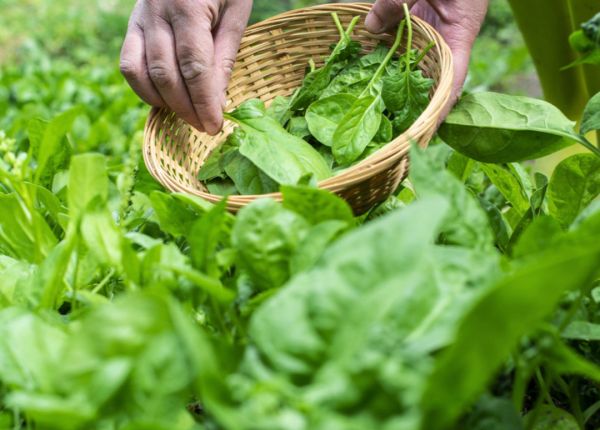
[331,15,406,166]
[306,93,357,147]
[319,63,376,99]
[373,114,393,144]
[265,95,292,125]
[287,116,311,139]
[382,11,434,135]
[198,141,236,183]
[288,14,361,112]
[224,99,331,185]
[222,148,279,195]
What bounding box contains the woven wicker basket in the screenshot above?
[143,2,453,215]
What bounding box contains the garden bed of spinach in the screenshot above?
[0,4,599,430]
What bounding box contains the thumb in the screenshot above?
[365,0,419,34]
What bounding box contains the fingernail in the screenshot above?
[365,13,384,33]
[204,118,222,136]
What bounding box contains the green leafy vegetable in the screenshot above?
[581,91,600,135]
[225,99,331,184]
[547,153,600,227]
[382,12,434,135]
[306,94,357,146]
[439,92,600,162]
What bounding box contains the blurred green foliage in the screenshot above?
[0,0,535,96]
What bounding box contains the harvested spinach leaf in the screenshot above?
[200,9,436,194]
[382,13,434,135]
[331,17,406,165]
[225,99,330,184]
[306,93,357,147]
[289,14,361,111]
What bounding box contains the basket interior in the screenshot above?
[145,3,448,199]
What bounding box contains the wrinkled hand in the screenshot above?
[120,0,252,135]
[366,0,488,106]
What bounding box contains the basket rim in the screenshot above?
[143,2,454,204]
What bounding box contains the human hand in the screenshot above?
[366,0,488,108]
[120,0,252,135]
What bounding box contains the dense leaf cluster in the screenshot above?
[198,10,433,195]
[1,4,600,430]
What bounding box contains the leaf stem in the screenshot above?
[332,12,346,39]
[361,19,406,97]
[404,3,413,72]
[577,135,600,158]
[327,15,360,64]
[412,40,436,69]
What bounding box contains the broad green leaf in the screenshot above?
[265,95,291,125]
[581,91,600,135]
[68,153,108,219]
[287,116,310,139]
[420,235,600,430]
[479,198,510,252]
[32,107,81,186]
[197,144,230,182]
[222,149,278,195]
[306,94,357,146]
[480,163,531,216]
[80,202,130,271]
[512,216,563,258]
[206,179,238,196]
[547,153,600,227]
[249,197,448,376]
[232,199,309,291]
[447,151,474,182]
[438,92,582,163]
[0,193,57,263]
[410,145,494,250]
[320,62,376,99]
[37,235,77,309]
[227,100,330,184]
[289,220,347,275]
[281,185,354,225]
[332,95,383,165]
[289,16,360,111]
[149,191,211,238]
[188,200,231,278]
[373,114,392,143]
[382,69,433,134]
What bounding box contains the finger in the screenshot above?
[120,22,165,107]
[169,4,223,135]
[213,0,253,105]
[366,0,419,34]
[144,15,204,131]
[437,20,484,117]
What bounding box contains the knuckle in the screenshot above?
[169,0,217,28]
[221,57,235,76]
[119,59,140,80]
[179,54,211,82]
[148,63,175,87]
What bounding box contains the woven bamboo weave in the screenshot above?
[143,2,454,214]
